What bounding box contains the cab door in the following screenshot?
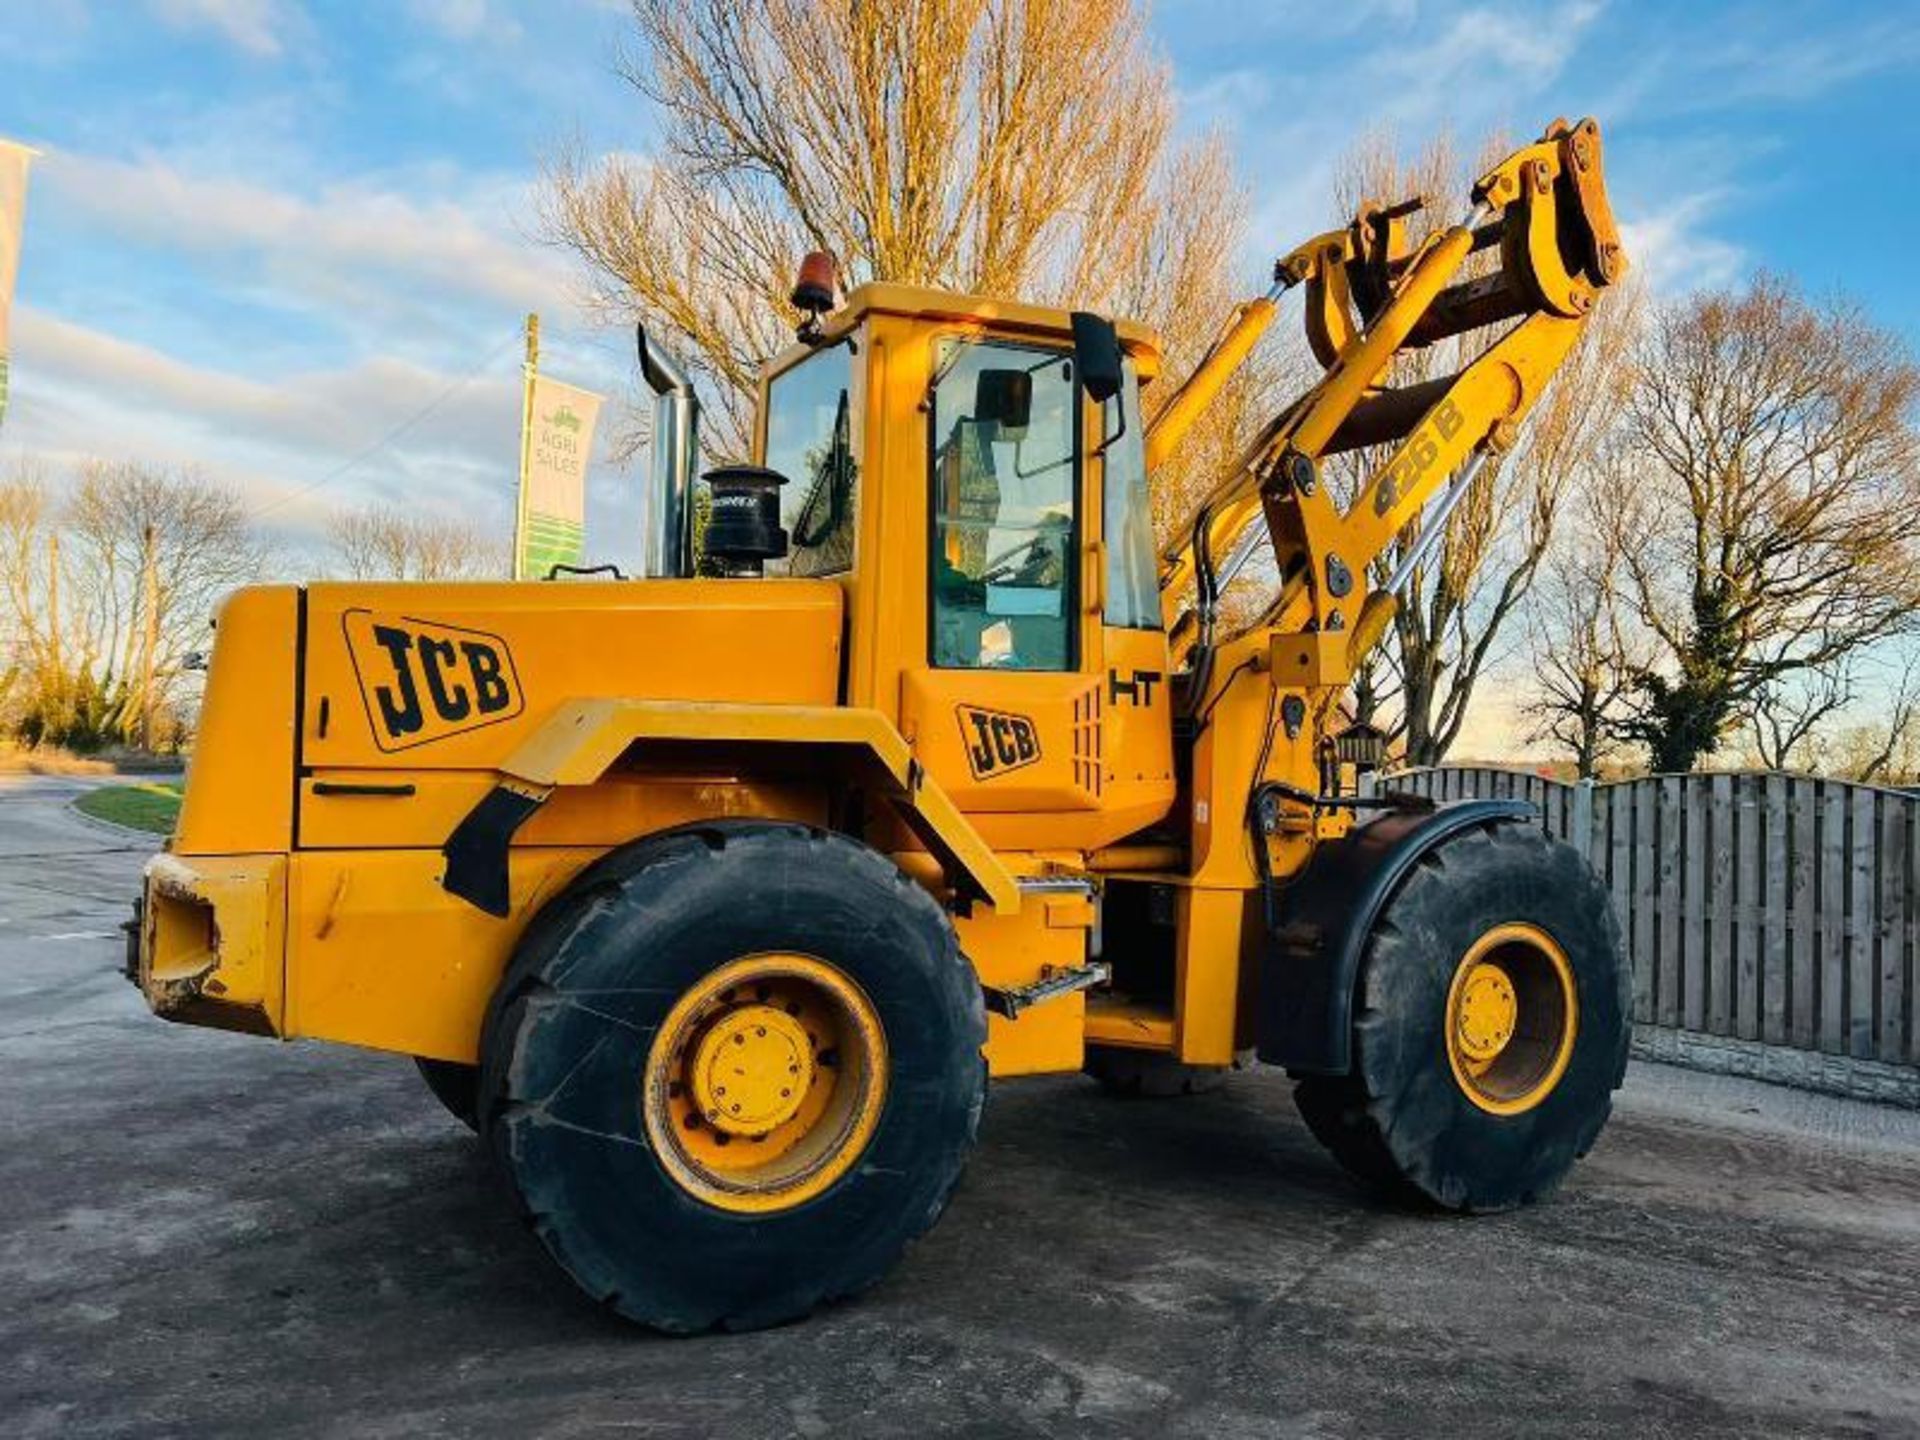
[900,335,1102,821]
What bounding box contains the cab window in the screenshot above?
[928,339,1078,669]
[1101,360,1160,629]
[763,343,857,577]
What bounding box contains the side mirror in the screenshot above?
[1070,311,1124,405]
[974,368,1033,439]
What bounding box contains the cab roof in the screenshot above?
[766,280,1163,381]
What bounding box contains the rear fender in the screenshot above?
[1255,799,1535,1075]
[441,699,1021,920]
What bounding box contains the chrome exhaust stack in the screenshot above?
[637,326,700,578]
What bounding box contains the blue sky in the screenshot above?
[2,0,1917,573]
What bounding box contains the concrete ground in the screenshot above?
[3,773,1918,1440]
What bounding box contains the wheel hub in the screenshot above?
[1443,922,1579,1116]
[643,952,889,1214]
[690,1005,815,1136]
[1454,962,1518,1063]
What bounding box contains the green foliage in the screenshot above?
[13,662,125,752]
[1623,581,1744,773]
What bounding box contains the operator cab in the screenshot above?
[734,276,1178,852]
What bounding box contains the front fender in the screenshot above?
[1255,799,1535,1075]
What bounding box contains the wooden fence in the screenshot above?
[1364,767,1920,1071]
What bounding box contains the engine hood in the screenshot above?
[300,578,844,771]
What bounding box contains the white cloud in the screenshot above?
[407,0,521,44]
[39,150,570,326]
[6,305,643,566]
[1618,192,1746,296]
[146,0,302,58]
[10,304,519,518]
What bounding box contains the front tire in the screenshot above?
[479,821,987,1332]
[1294,820,1628,1211]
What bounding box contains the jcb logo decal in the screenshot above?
[958,705,1041,781]
[343,610,524,751]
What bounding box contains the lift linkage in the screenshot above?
[1149,116,1626,689]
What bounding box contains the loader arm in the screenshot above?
[1154,118,1625,689]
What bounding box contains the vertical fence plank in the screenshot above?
[1572,780,1595,865]
[1763,774,1789,1047]
[1851,787,1878,1060]
[1606,786,1633,990]
[1908,800,1919,1068]
[1877,793,1907,1067]
[1820,783,1849,1054]
[1658,776,1683,1028]
[1634,778,1658,1025]
[1703,774,1732,1035]
[1735,775,1761,1041]
[1683,777,1710,1032]
[1791,777,1819,1050]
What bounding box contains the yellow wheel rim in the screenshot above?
[643,953,888,1214]
[1444,923,1577,1116]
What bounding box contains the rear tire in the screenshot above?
[479,821,987,1333]
[414,1057,478,1131]
[1294,820,1628,1212]
[1084,1045,1251,1097]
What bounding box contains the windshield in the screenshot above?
[763,343,857,576]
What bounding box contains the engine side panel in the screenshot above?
[299,578,844,774]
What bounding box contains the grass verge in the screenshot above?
[74,782,183,835]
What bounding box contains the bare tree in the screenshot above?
[0,467,51,725]
[59,461,269,745]
[1525,480,1646,777]
[546,0,1254,517]
[1611,274,1920,772]
[2,461,268,749]
[1747,661,1853,771]
[1840,652,1920,782]
[1748,649,1920,780]
[327,503,506,581]
[1824,688,1920,783]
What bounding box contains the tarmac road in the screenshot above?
[3,772,1918,1439]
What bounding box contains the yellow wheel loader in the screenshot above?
[133,119,1630,1332]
